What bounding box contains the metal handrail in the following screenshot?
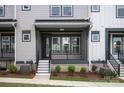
[36,51,39,71]
[107,51,120,76]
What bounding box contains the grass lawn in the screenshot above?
[0,82,64,87]
[50,76,124,83]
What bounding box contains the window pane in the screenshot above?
[91,5,100,12]
[24,35,30,40]
[113,37,122,54]
[71,37,80,45]
[118,8,124,17]
[24,5,29,9]
[71,37,80,54]
[52,37,61,54]
[62,37,70,53]
[92,5,98,10]
[91,31,100,42]
[63,6,72,16]
[51,6,60,16]
[22,5,30,11]
[0,7,4,16]
[2,36,10,51]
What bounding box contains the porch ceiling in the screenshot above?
[34,19,91,29]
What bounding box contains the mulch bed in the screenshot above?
[0,71,35,78]
[51,72,119,80]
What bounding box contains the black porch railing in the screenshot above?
[118,50,124,63]
[50,50,85,60]
[0,48,15,61]
[36,49,85,72]
[107,51,120,76]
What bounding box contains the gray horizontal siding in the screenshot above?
[0,5,14,19]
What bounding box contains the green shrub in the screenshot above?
[99,67,112,78]
[80,67,86,74]
[99,67,105,78]
[68,65,75,73]
[54,65,61,73]
[111,71,118,77]
[92,65,98,72]
[8,64,17,73]
[104,68,111,76]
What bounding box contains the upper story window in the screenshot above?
[50,5,73,17]
[0,5,4,17]
[22,5,31,11]
[62,5,73,16]
[91,5,100,12]
[51,5,61,16]
[116,5,124,18]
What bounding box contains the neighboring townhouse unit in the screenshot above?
[0,5,124,76]
[0,5,16,65]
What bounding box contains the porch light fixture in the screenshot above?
[59,28,64,31]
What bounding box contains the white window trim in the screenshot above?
[62,5,73,16]
[22,34,31,42]
[91,5,100,12]
[50,5,61,16]
[0,5,4,17]
[116,6,124,18]
[22,5,31,11]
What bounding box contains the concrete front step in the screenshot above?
[37,60,50,74]
[39,60,49,63]
[37,70,49,73]
[38,66,49,68]
[38,63,49,65]
[38,68,49,71]
[120,74,124,77]
[36,73,50,75]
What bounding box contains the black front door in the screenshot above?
[42,34,51,59]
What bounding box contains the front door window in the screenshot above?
[112,36,124,54]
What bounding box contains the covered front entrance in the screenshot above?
[35,19,90,74]
[35,19,90,62]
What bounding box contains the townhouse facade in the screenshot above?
[0,5,124,76]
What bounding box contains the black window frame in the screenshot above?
[116,5,124,18]
[91,5,100,12]
[22,30,31,42]
[22,5,31,11]
[91,31,100,42]
[50,5,73,17]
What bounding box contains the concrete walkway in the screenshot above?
[0,75,124,87]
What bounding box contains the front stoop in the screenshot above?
[37,60,50,75]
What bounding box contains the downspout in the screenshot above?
[88,21,93,71]
[14,5,16,65]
